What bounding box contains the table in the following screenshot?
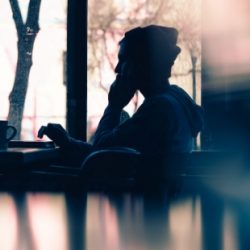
[0,174,250,250]
[0,147,60,167]
[1,148,249,249]
[0,147,65,190]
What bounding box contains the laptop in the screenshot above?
[8,140,55,148]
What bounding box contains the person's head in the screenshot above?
[115,25,181,96]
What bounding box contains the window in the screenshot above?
[0,0,67,140]
[87,0,202,141]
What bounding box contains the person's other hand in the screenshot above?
[37,123,71,147]
[108,63,137,109]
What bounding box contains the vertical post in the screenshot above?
[191,54,198,149]
[67,0,88,140]
[191,55,197,103]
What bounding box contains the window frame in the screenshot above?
[66,0,88,141]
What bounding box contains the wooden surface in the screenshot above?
[0,174,249,250]
[0,147,60,167]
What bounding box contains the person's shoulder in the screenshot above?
[138,94,174,116]
[146,93,177,107]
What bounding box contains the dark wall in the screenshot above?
[201,0,250,151]
[201,72,250,150]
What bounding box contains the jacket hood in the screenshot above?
[169,85,204,137]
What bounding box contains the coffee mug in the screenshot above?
[0,120,17,150]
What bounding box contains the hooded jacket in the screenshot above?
[168,85,204,137]
[93,84,204,154]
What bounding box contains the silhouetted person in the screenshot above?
[38,25,204,158]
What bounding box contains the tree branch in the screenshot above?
[26,0,42,32]
[103,31,116,71]
[9,0,24,37]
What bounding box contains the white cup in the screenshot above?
[0,120,17,150]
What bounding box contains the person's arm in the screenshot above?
[38,123,92,152]
[92,105,122,144]
[92,107,143,148]
[92,99,171,152]
[92,69,137,146]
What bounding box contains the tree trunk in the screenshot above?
[8,0,41,139]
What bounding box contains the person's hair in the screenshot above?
[120,25,181,80]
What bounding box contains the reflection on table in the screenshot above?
[1,176,250,250]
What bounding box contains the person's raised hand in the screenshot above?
[108,62,137,109]
[37,123,71,148]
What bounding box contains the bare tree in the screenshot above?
[88,0,122,92]
[8,0,42,139]
[170,0,202,101]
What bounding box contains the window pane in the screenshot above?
[87,0,201,141]
[0,0,67,140]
